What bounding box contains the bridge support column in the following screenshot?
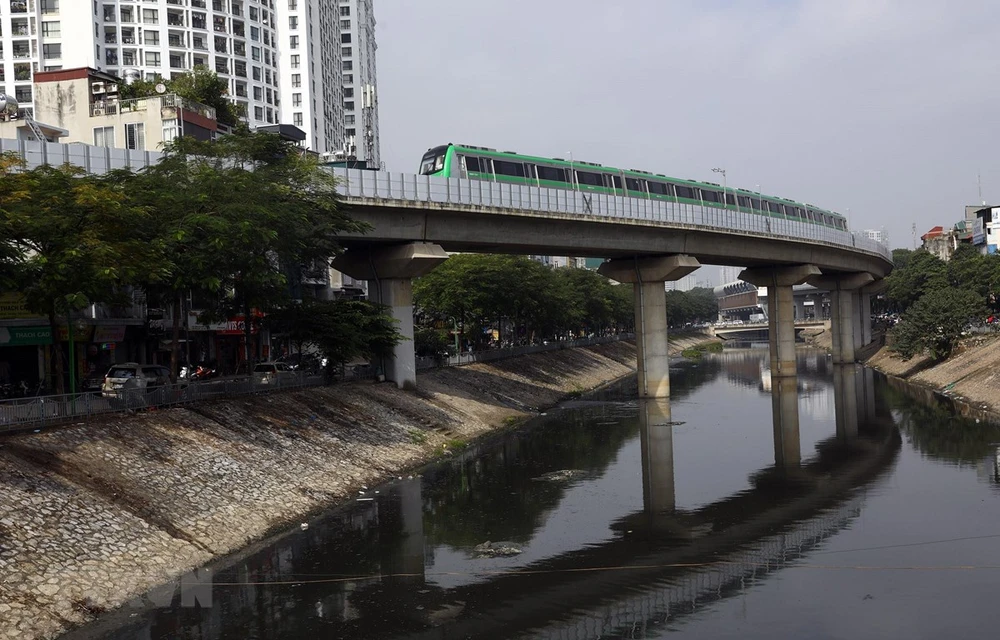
[739,265,821,379]
[809,273,875,364]
[639,398,676,514]
[599,255,700,398]
[794,297,806,321]
[332,243,449,389]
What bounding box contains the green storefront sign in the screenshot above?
[0,326,53,346]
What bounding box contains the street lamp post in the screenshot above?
[568,151,576,190]
[712,167,727,227]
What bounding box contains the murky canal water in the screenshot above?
[66,348,1000,639]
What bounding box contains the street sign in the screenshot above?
[0,326,53,346]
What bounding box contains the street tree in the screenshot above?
[2,164,149,392]
[120,66,242,126]
[890,289,987,361]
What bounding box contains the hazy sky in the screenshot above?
[376,0,1000,255]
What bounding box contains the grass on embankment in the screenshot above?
[681,341,724,359]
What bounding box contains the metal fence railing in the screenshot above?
[414,333,636,371]
[0,372,326,433]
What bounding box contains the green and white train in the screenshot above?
[419,144,849,232]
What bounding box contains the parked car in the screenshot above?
[252,362,295,385]
[101,363,172,400]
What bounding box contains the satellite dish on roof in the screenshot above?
[155,83,167,94]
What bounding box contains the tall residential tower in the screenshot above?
[338,0,379,166]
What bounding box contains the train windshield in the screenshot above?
[419,151,445,175]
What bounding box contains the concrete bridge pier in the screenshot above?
[739,265,821,379]
[794,297,806,321]
[332,242,449,389]
[809,273,875,364]
[599,255,700,398]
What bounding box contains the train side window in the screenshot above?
[823,214,832,225]
[493,159,526,178]
[767,201,782,214]
[576,171,604,187]
[674,185,694,199]
[701,190,721,203]
[605,174,623,190]
[524,163,536,180]
[725,193,737,206]
[738,196,751,208]
[648,181,670,196]
[465,156,481,173]
[625,177,645,192]
[537,165,568,183]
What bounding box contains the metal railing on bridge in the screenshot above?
[329,167,893,263]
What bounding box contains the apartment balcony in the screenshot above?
[12,47,31,60]
[14,88,31,103]
[193,40,208,51]
[104,34,118,44]
[10,0,28,14]
[213,20,227,33]
[192,19,207,30]
[105,53,118,66]
[192,0,206,7]
[168,36,184,47]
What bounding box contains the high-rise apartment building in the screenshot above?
[338,0,379,166]
[862,228,889,247]
[276,0,342,153]
[1,0,282,127]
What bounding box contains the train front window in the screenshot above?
[419,152,445,175]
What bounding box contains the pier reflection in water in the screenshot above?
[70,348,1000,640]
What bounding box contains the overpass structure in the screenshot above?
[2,139,893,398]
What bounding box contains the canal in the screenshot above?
[66,348,1000,639]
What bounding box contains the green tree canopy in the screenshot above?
[890,288,987,360]
[120,66,241,126]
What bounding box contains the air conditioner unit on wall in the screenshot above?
[106,83,119,93]
[92,82,106,94]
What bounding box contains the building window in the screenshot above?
[142,8,158,24]
[41,21,60,37]
[252,66,261,80]
[343,101,353,110]
[144,30,159,45]
[346,128,355,137]
[340,19,350,30]
[145,51,160,66]
[290,54,299,68]
[293,112,302,126]
[42,44,61,59]
[341,33,351,43]
[162,118,178,143]
[253,86,262,100]
[289,35,298,49]
[341,47,351,57]
[345,114,355,125]
[343,73,353,83]
[339,6,349,16]
[254,105,263,120]
[288,0,297,8]
[344,87,354,98]
[125,123,145,150]
[292,92,301,106]
[93,126,115,148]
[250,25,259,41]
[288,16,297,29]
[291,73,300,88]
[251,46,260,61]
[342,60,352,71]
[40,0,58,14]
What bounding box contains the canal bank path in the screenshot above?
[0,334,717,640]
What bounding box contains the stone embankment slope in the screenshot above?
[0,335,714,640]
[867,333,1000,414]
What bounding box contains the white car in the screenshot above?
[253,362,295,385]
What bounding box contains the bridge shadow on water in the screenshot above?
[65,352,903,640]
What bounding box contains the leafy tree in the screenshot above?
[884,249,947,312]
[131,132,366,378]
[2,165,149,392]
[266,299,402,374]
[119,66,241,126]
[890,289,987,360]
